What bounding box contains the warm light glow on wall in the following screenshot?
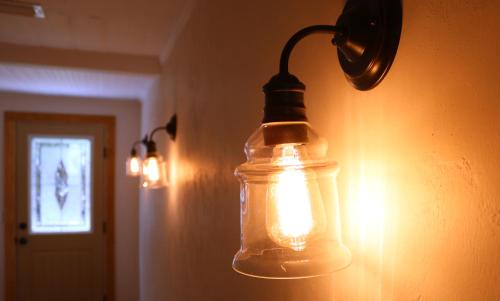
[167,144,179,216]
[166,143,199,219]
[343,160,396,301]
[348,162,386,247]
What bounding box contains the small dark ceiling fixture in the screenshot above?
[0,0,45,18]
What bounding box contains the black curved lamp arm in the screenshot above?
[149,126,166,142]
[148,114,178,142]
[130,135,149,156]
[263,26,343,124]
[132,135,148,148]
[131,141,142,148]
[279,25,342,75]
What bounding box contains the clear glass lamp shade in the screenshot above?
[233,121,351,279]
[126,155,142,177]
[141,154,167,189]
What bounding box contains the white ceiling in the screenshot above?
[0,63,156,100]
[0,0,189,101]
[0,0,185,56]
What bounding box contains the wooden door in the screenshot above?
[4,112,115,301]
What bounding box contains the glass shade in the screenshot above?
[141,154,167,189]
[126,155,142,177]
[233,121,351,279]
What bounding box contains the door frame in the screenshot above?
[4,112,116,301]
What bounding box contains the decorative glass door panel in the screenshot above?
[29,136,92,234]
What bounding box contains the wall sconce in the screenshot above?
[233,0,402,279]
[142,114,177,189]
[125,114,177,189]
[126,135,148,177]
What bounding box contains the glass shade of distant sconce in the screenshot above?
[126,136,148,177]
[232,0,402,279]
[126,148,142,176]
[141,140,167,189]
[141,114,177,189]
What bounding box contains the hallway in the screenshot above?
[1,0,500,300]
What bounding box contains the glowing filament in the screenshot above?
[275,167,313,250]
[267,145,323,251]
[130,157,141,174]
[126,156,142,177]
[144,157,160,181]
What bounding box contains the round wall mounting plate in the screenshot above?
[334,0,402,90]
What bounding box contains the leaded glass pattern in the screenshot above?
[30,137,92,234]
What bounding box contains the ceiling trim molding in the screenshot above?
[0,42,161,75]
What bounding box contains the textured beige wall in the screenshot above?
[0,92,141,301]
[140,0,500,300]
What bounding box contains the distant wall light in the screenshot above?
[141,140,168,189]
[233,0,402,279]
[126,135,148,177]
[125,114,177,189]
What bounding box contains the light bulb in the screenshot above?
[130,157,141,173]
[142,155,167,188]
[126,155,142,177]
[266,144,326,251]
[144,157,160,181]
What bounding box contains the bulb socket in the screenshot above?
[262,73,309,145]
[263,123,308,146]
[130,148,137,157]
[145,140,157,157]
[262,73,307,124]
